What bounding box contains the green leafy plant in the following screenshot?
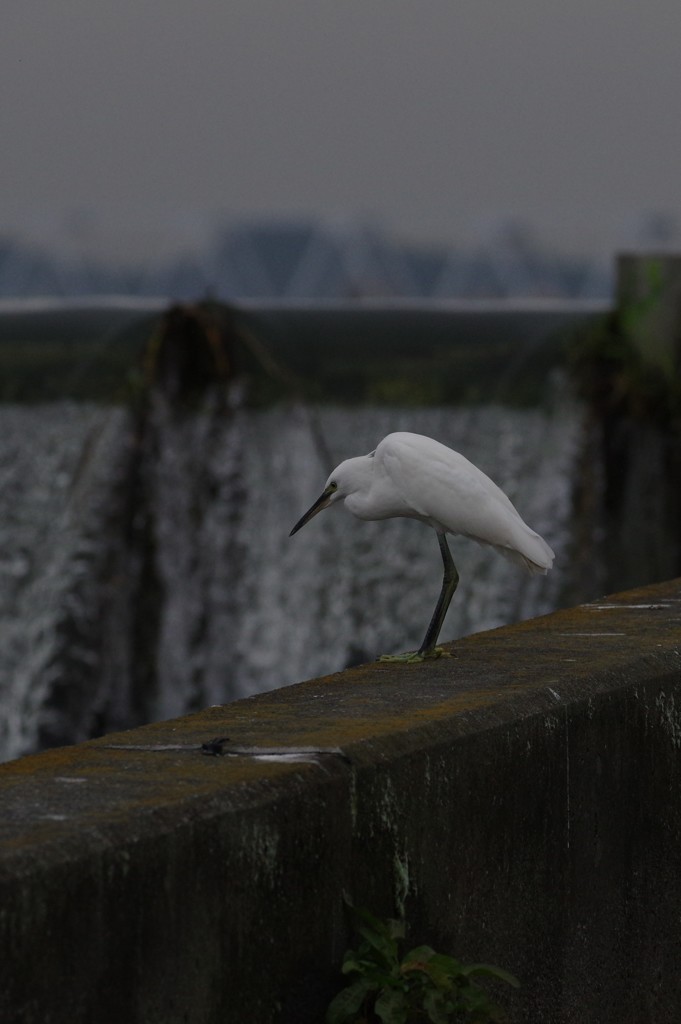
[326,906,520,1024]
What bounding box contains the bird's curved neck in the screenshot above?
[340,456,378,520]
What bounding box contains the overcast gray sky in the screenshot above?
[2,0,681,262]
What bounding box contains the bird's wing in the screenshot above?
[377,433,553,572]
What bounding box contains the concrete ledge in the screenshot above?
[2,579,681,1023]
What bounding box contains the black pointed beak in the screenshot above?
[289,488,333,536]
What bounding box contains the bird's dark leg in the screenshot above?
[378,531,458,663]
[417,532,459,656]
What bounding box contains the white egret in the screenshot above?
[290,432,554,661]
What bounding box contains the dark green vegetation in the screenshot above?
[0,300,600,406]
[240,303,593,407]
[0,305,159,401]
[327,905,519,1024]
[569,258,681,426]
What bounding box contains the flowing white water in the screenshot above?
[0,392,581,761]
[0,403,130,760]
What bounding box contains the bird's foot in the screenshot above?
[378,646,452,663]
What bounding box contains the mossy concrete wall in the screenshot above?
[2,579,681,1024]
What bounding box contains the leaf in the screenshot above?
[460,964,521,988]
[352,905,392,935]
[402,945,436,964]
[352,906,404,942]
[356,965,398,989]
[341,958,364,976]
[357,924,398,966]
[326,979,374,1024]
[401,950,462,991]
[459,984,509,1023]
[422,988,454,1024]
[374,986,409,1024]
[426,953,464,977]
[460,985,491,1011]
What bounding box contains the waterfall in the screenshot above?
[0,403,131,760]
[0,391,581,762]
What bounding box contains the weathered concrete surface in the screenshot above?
[1,579,681,1023]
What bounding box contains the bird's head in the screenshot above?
[289,456,370,536]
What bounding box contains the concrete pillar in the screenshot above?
[616,253,681,380]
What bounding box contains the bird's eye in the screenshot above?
[329,481,338,490]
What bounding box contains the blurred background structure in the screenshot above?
[2,213,681,302]
[0,217,617,301]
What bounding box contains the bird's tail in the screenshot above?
[492,533,555,575]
